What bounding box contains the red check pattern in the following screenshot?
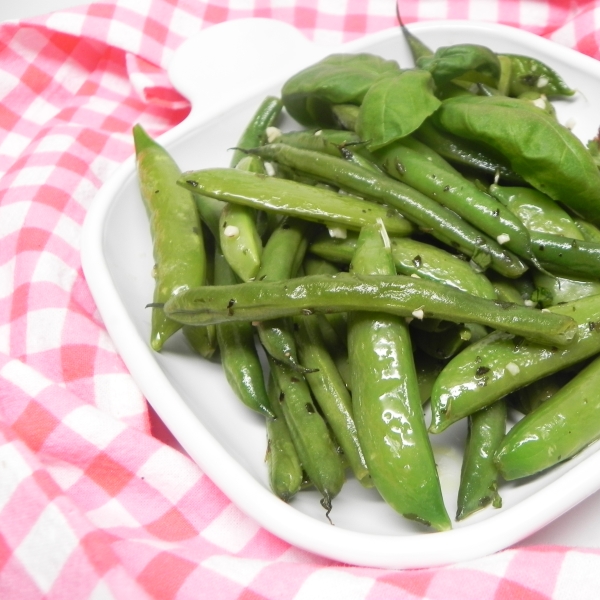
[3,1,600,598]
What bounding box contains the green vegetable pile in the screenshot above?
[133,22,600,532]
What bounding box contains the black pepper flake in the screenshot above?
[475,366,490,378]
[305,403,315,413]
[395,159,406,175]
[412,255,422,268]
[227,298,236,315]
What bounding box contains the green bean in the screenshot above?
[293,314,371,486]
[374,142,537,264]
[429,293,600,433]
[178,167,413,237]
[242,143,527,277]
[456,399,506,521]
[133,124,207,351]
[575,218,600,243]
[530,232,600,279]
[163,273,577,347]
[495,354,600,480]
[348,222,451,531]
[309,230,496,299]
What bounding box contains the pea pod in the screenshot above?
[163,273,577,347]
[268,356,346,514]
[488,184,583,240]
[309,230,496,299]
[254,218,310,372]
[214,248,273,417]
[429,293,600,433]
[436,95,600,224]
[266,373,304,501]
[219,156,264,282]
[293,314,371,487]
[348,222,451,531]
[178,167,413,237]
[495,355,600,480]
[242,143,528,277]
[456,399,506,521]
[133,124,207,351]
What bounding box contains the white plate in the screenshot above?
[81,18,600,569]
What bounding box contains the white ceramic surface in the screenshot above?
[81,18,600,568]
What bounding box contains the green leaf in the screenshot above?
[417,44,501,87]
[356,70,441,150]
[436,95,600,225]
[281,53,401,127]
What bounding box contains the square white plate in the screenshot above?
[81,18,600,568]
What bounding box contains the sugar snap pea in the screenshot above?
[348,222,450,530]
[266,373,304,501]
[309,230,496,299]
[268,356,345,515]
[495,355,600,480]
[213,248,273,417]
[133,124,207,351]
[243,143,527,277]
[293,314,371,487]
[163,273,577,347]
[456,399,506,521]
[430,293,600,433]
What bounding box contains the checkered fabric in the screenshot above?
[3,0,600,598]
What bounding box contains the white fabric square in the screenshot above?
[53,212,81,250]
[554,551,600,599]
[0,70,21,102]
[21,96,60,126]
[0,255,16,300]
[201,503,260,553]
[117,0,153,16]
[71,177,99,210]
[469,0,498,21]
[62,405,126,449]
[136,445,202,505]
[202,555,269,587]
[417,0,448,19]
[294,569,375,600]
[14,503,79,593]
[107,20,143,56]
[35,134,74,154]
[46,12,87,38]
[88,579,116,600]
[11,165,54,188]
[0,201,29,238]
[0,323,10,355]
[316,0,349,16]
[520,0,550,27]
[31,253,78,293]
[1,359,49,398]
[0,442,33,512]
[93,373,145,420]
[86,497,140,529]
[0,130,31,160]
[46,461,85,491]
[25,308,66,354]
[168,8,202,39]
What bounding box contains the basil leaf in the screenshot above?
[417,44,501,87]
[436,95,600,224]
[281,53,401,127]
[356,70,441,150]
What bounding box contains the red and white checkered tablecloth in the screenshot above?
[3,1,600,598]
